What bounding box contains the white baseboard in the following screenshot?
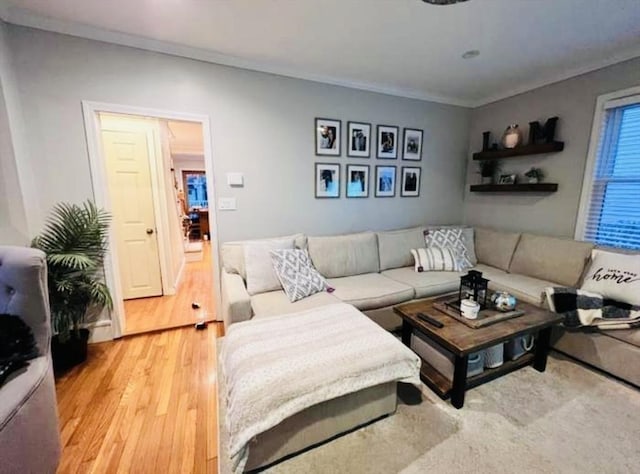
[86,319,114,343]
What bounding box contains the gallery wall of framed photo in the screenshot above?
[314,117,424,199]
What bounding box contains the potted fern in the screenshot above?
[32,201,112,372]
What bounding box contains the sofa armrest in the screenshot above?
[0,246,50,353]
[221,269,252,329]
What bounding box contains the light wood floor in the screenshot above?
[124,241,216,335]
[55,323,224,473]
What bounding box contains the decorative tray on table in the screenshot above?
[432,295,525,329]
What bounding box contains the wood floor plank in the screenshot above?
[123,241,216,335]
[56,323,223,474]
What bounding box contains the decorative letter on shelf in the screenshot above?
[528,117,558,145]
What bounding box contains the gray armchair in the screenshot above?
[0,246,61,474]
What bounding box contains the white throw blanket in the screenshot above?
[220,303,421,473]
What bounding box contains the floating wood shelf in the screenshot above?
[470,183,558,193]
[473,141,564,161]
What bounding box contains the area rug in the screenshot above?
[218,353,640,473]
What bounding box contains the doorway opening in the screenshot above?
[84,103,220,338]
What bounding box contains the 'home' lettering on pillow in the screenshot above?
[590,267,640,285]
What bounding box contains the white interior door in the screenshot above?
[100,115,163,299]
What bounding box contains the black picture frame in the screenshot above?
[377,125,399,159]
[402,128,423,161]
[375,166,397,198]
[315,118,342,156]
[347,121,372,158]
[315,163,340,198]
[498,174,516,184]
[401,166,421,197]
[346,164,370,198]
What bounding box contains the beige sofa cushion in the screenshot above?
[221,233,307,280]
[376,226,426,271]
[601,328,640,348]
[474,228,521,271]
[327,273,414,311]
[474,263,555,306]
[382,267,462,299]
[308,232,379,278]
[244,239,294,296]
[251,290,340,318]
[509,233,593,287]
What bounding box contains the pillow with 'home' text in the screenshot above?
[580,249,640,306]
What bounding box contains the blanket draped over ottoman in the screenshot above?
[220,303,421,473]
[545,287,640,330]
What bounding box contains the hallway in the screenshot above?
[123,242,216,335]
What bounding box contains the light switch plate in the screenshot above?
[218,197,237,211]
[226,172,244,186]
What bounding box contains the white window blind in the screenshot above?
[583,97,640,249]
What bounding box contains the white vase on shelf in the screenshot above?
[501,124,522,149]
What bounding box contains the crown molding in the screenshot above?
[3,6,640,110]
[469,44,640,108]
[1,6,473,107]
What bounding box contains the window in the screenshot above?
[578,90,640,250]
[182,170,208,209]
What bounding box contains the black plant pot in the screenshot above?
[51,328,90,374]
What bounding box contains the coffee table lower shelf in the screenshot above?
[419,353,535,399]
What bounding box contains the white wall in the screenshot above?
[463,57,640,238]
[0,20,29,244]
[5,24,470,247]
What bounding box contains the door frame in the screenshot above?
[82,101,221,339]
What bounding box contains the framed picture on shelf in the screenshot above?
[315,118,341,156]
[401,166,421,197]
[377,125,399,159]
[347,121,371,158]
[346,164,370,198]
[315,163,340,198]
[375,166,396,197]
[402,128,423,161]
[498,174,516,184]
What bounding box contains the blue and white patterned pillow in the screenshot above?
[424,227,474,271]
[270,249,330,302]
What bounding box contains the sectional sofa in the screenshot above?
[220,225,640,387]
[0,246,61,473]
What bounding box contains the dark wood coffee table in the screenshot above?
[394,296,563,409]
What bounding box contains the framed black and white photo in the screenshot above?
[346,164,369,198]
[498,174,516,184]
[401,166,421,197]
[375,166,396,198]
[347,121,371,158]
[315,118,341,156]
[315,163,340,198]
[402,128,423,161]
[377,125,399,159]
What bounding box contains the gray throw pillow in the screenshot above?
[270,249,330,302]
[424,227,473,270]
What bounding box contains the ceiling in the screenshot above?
[166,120,203,157]
[2,0,640,106]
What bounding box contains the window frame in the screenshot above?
[574,85,640,244]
